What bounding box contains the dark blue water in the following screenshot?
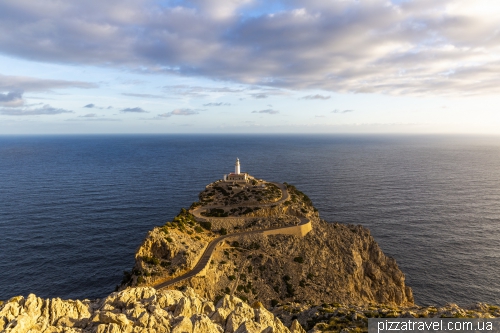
[1,135,499,306]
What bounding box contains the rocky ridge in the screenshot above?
[0,287,306,333]
[124,181,413,307]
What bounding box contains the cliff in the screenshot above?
[0,287,304,333]
[1,287,499,333]
[2,178,500,333]
[123,180,413,307]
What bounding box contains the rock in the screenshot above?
[191,314,223,333]
[290,319,306,333]
[99,311,131,326]
[225,305,255,333]
[233,320,262,333]
[171,316,193,333]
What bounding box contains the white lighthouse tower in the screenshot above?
[235,158,241,174]
[225,158,252,183]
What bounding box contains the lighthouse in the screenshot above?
[235,158,240,174]
[225,158,252,183]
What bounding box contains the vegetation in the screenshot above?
[294,256,304,263]
[143,256,160,266]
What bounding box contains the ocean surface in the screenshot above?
[1,134,499,306]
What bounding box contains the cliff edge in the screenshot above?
[123,180,413,307]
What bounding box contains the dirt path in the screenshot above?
[154,182,310,290]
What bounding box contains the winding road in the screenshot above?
[154,182,312,290]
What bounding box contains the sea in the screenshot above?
[0,134,499,306]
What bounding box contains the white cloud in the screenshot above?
[0,104,73,116]
[0,0,499,95]
[252,109,279,114]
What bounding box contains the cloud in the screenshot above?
[0,91,24,107]
[301,94,331,100]
[121,107,148,113]
[252,109,279,114]
[122,93,165,99]
[164,85,243,98]
[203,102,231,106]
[84,103,95,108]
[67,116,121,122]
[315,115,326,118]
[1,1,500,95]
[251,94,268,99]
[0,74,96,92]
[332,109,354,114]
[0,104,73,116]
[80,113,97,117]
[158,108,201,118]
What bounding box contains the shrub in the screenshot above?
[286,282,295,297]
[137,276,145,284]
[214,294,224,304]
[293,256,304,264]
[220,228,228,235]
[166,237,173,243]
[121,271,132,284]
[247,266,253,273]
[224,287,231,294]
[283,275,291,282]
[194,226,204,233]
[200,221,212,230]
[299,279,306,287]
[271,299,279,307]
[228,275,236,281]
[143,256,160,265]
[248,242,260,250]
[195,236,201,240]
[232,241,240,247]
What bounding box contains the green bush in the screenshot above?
[166,237,173,243]
[220,228,227,235]
[143,256,160,265]
[271,299,279,307]
[200,221,212,230]
[293,256,304,263]
[247,266,253,273]
[194,226,204,233]
[137,276,145,284]
[228,275,236,281]
[225,287,231,294]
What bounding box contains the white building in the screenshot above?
[224,158,252,183]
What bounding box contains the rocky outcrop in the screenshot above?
[128,181,413,307]
[0,287,305,333]
[273,301,500,332]
[183,218,413,307]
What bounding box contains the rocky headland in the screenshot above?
[2,178,499,333]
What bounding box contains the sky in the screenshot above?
[1,0,500,134]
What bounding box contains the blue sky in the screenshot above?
[1,0,500,134]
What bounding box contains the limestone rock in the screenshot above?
[0,288,292,333]
[290,320,306,333]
